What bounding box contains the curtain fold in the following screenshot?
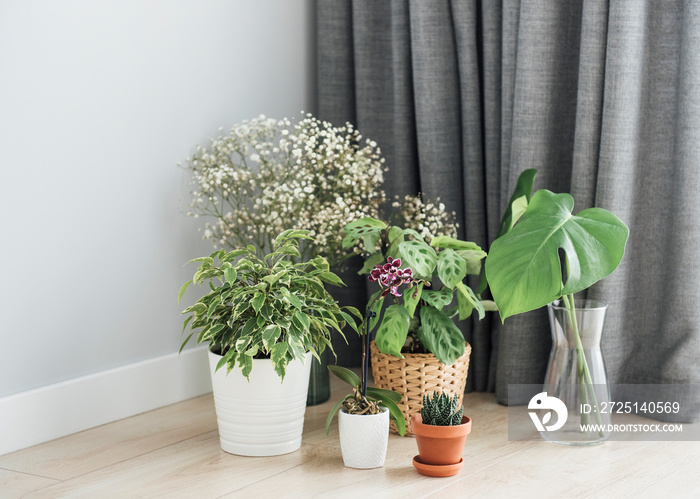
[317,0,700,415]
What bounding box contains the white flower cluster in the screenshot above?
[392,195,459,241]
[184,114,386,266]
[184,113,459,266]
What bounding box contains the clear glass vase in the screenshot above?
[542,299,611,445]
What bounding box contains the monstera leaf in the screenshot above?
[485,189,629,321]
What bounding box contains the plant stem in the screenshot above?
[561,294,605,436]
[362,308,376,398]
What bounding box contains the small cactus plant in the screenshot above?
[420,392,464,426]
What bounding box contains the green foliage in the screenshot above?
[484,187,629,321]
[343,217,490,365]
[179,231,357,381]
[420,392,464,426]
[375,305,411,358]
[325,365,407,436]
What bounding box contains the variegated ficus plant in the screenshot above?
[340,217,495,366]
[178,230,361,380]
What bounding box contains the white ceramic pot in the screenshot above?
[338,407,390,469]
[208,349,312,456]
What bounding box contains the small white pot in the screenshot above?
[338,407,390,469]
[208,349,312,457]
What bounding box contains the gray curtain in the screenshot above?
[317,0,700,414]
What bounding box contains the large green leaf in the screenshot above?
[418,305,466,365]
[398,240,437,279]
[375,305,411,358]
[437,249,467,289]
[485,189,629,321]
[342,217,386,248]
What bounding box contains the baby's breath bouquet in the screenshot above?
[183,113,458,267]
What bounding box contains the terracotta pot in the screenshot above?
[411,413,472,466]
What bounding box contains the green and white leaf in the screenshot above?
[262,324,281,350]
[251,293,265,314]
[223,267,237,283]
[178,280,192,304]
[270,342,288,379]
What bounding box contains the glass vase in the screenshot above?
[542,299,611,445]
[306,348,330,406]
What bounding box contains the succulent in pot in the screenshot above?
[179,229,359,456]
[412,392,472,477]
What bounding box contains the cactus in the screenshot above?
[420,392,464,426]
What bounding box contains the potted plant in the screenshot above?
[179,230,359,456]
[182,113,458,406]
[325,258,412,468]
[412,392,472,477]
[341,217,492,433]
[484,169,629,444]
[325,365,406,469]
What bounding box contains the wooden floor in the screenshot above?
[1,375,699,499]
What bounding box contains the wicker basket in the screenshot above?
[370,341,471,436]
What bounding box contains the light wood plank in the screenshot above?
[3,372,699,498]
[0,469,59,498]
[0,394,216,481]
[24,433,328,499]
[224,393,540,499]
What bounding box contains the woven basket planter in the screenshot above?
[370,341,471,436]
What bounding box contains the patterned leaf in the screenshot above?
[418,305,466,365]
[422,289,453,310]
[398,240,437,279]
[375,305,411,358]
[403,282,423,317]
[342,217,386,248]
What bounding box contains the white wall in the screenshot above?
[0,1,315,398]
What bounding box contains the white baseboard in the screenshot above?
[0,346,212,456]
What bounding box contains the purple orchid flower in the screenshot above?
[368,256,413,297]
